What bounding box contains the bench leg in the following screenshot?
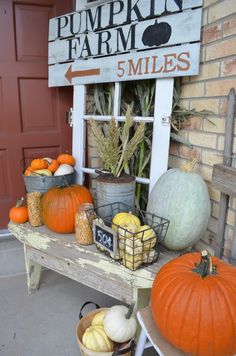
[133,288,151,342]
[24,244,42,294]
[135,328,148,356]
[133,288,151,313]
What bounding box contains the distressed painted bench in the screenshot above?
[8,222,177,309]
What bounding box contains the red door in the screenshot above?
[0,0,75,228]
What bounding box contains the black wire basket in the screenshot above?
[89,202,169,271]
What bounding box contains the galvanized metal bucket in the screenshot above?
[23,172,76,193]
[96,175,135,217]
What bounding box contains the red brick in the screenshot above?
[178,146,200,160]
[221,57,236,76]
[223,17,236,37]
[219,98,228,115]
[206,79,236,97]
[208,0,236,23]
[206,38,236,61]
[169,142,178,156]
[219,96,236,115]
[191,62,220,81]
[180,117,202,130]
[180,83,205,98]
[190,98,219,114]
[203,0,219,7]
[201,24,222,45]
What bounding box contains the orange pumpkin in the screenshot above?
[30,158,48,170]
[151,251,236,356]
[9,198,28,224]
[47,159,59,173]
[57,153,76,167]
[24,166,34,176]
[40,184,93,233]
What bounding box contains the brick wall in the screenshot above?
[169,0,236,260]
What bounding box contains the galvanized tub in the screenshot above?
[96,175,135,216]
[23,172,76,193]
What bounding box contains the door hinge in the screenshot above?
[66,108,73,127]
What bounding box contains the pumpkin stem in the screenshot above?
[16,197,24,208]
[192,250,217,278]
[62,175,69,187]
[126,303,135,319]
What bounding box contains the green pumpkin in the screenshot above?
[147,168,211,250]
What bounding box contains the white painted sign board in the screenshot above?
[48,0,203,86]
[49,0,203,194]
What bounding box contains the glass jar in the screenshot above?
[27,191,43,227]
[75,203,96,245]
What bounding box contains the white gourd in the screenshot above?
[123,252,142,270]
[142,249,158,263]
[43,157,52,164]
[103,305,137,343]
[124,237,143,255]
[30,169,52,177]
[54,164,74,176]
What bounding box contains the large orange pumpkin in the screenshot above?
[40,184,93,233]
[151,251,236,356]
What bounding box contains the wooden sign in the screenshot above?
[48,0,203,87]
[93,220,117,254]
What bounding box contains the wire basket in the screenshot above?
[89,202,169,271]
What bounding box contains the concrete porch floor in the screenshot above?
[0,238,157,356]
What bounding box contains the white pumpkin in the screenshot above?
[54,163,74,176]
[43,157,52,164]
[147,167,211,250]
[103,305,137,343]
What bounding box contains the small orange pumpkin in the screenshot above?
[47,159,59,173]
[57,153,76,167]
[24,166,34,176]
[9,198,28,224]
[30,158,48,170]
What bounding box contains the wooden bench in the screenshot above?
[8,222,177,309]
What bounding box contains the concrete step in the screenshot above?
[0,237,25,277]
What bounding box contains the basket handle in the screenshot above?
[79,301,100,320]
[112,339,135,356]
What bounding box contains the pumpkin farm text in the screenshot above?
[48,0,203,86]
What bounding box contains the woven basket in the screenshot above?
[76,307,133,356]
